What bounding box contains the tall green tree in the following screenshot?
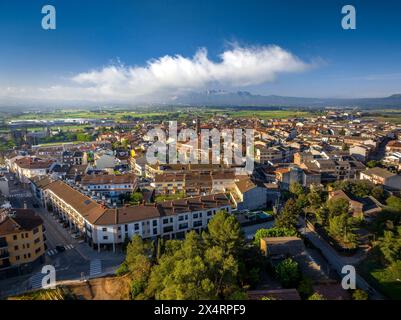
[203,210,243,255]
[327,198,349,216]
[275,199,300,230]
[289,182,304,198]
[378,228,401,264]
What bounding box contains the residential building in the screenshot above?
[44,180,231,251]
[0,209,46,272]
[80,174,138,198]
[360,167,401,190]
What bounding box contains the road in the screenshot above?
[299,218,384,300]
[0,173,124,298]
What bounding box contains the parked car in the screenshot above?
[55,245,65,253]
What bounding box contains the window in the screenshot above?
[193,213,198,219]
[153,228,157,235]
[178,216,184,221]
[134,223,139,231]
[124,225,128,232]
[207,211,212,217]
[102,227,107,232]
[193,221,203,228]
[34,238,40,244]
[21,233,24,239]
[35,247,41,254]
[26,244,30,248]
[163,226,173,233]
[178,223,188,230]
[152,220,157,227]
[117,226,121,231]
[33,227,39,234]
[16,255,20,261]
[163,218,169,224]
[103,236,108,240]
[28,253,31,258]
[14,245,19,250]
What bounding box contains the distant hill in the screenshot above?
[175,90,401,108]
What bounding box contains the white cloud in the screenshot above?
[0,44,312,105]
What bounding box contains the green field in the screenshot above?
[224,110,311,119]
[5,108,315,125]
[365,109,401,124]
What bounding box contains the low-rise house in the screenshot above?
[349,144,373,162]
[80,174,138,198]
[360,167,401,190]
[94,153,119,172]
[0,209,46,273]
[62,151,87,166]
[230,177,274,211]
[328,189,382,219]
[0,176,9,197]
[11,157,54,184]
[30,176,53,207]
[260,236,305,258]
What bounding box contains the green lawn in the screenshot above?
[358,249,401,299]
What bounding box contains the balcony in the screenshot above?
[0,237,7,249]
[0,251,10,259]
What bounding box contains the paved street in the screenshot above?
[0,173,124,298]
[299,218,384,299]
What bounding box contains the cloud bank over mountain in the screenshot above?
[0,45,311,106]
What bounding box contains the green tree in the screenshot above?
[308,292,325,300]
[275,258,300,288]
[118,235,153,299]
[371,186,385,202]
[386,196,401,212]
[297,277,313,299]
[155,192,185,202]
[352,289,369,300]
[366,160,380,168]
[327,198,349,216]
[253,227,298,246]
[275,199,300,230]
[289,182,304,198]
[378,228,401,264]
[315,206,330,226]
[327,213,358,248]
[130,192,144,204]
[146,232,217,300]
[307,190,323,210]
[203,210,243,255]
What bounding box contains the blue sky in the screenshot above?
[0,0,401,105]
